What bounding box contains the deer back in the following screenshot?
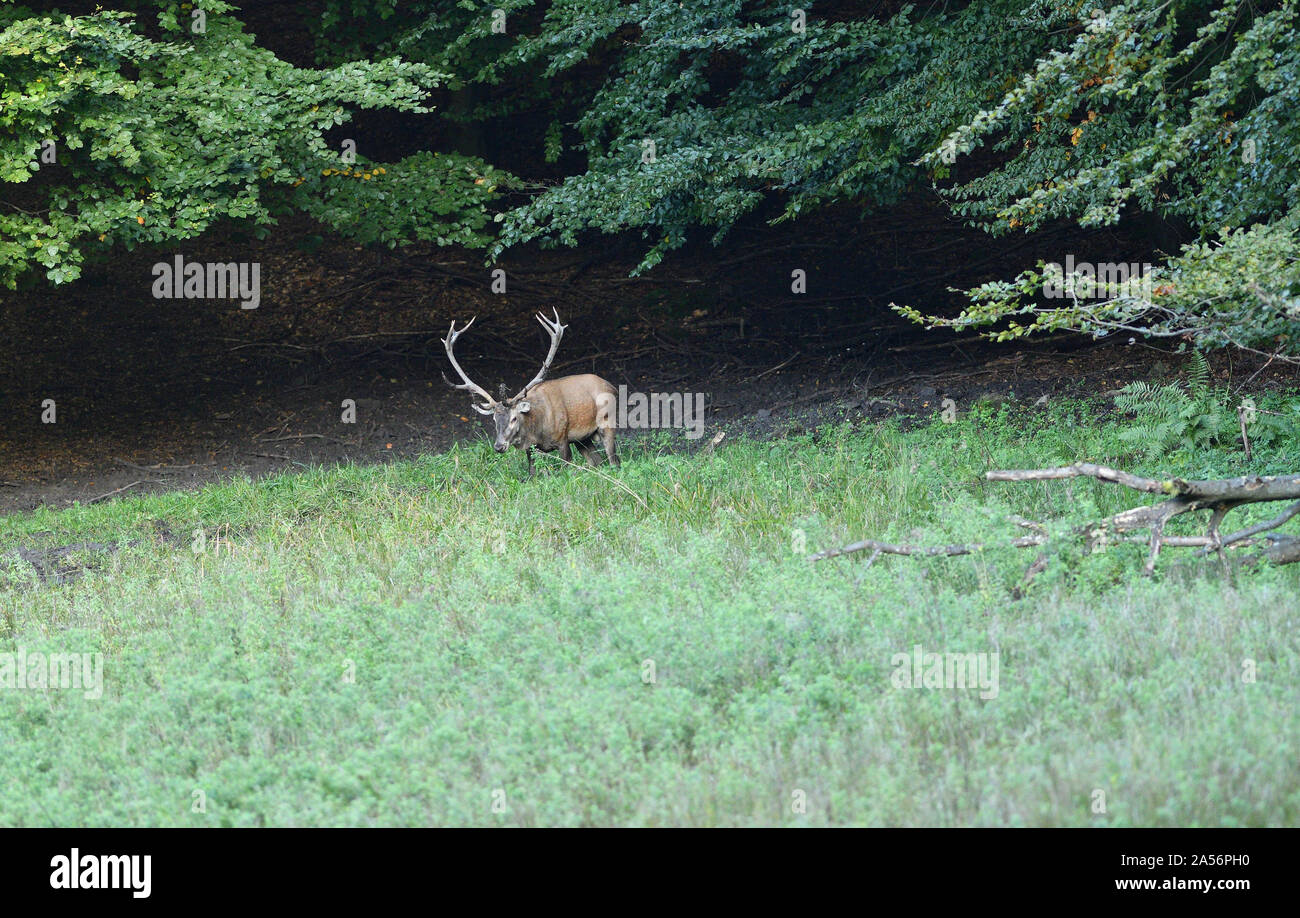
[524,374,616,445]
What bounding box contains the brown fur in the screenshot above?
[496,374,619,477]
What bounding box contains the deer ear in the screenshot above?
[472,402,494,415]
[516,400,531,414]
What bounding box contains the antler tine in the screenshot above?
[441,317,496,406]
[515,308,567,398]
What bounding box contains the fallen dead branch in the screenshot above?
[89,480,160,504]
[255,433,352,444]
[808,534,1046,562]
[810,463,1300,572]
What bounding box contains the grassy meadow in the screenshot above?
[2,397,1298,826]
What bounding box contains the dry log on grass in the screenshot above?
[810,463,1300,573]
[807,534,1047,563]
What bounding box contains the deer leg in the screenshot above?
[576,439,597,467]
[526,446,535,479]
[601,425,620,467]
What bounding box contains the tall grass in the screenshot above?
[2,400,1297,825]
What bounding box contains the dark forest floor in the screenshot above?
[2,201,1295,514]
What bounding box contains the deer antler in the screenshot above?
[442,317,496,410]
[514,308,567,399]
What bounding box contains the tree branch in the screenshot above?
[812,466,1300,571]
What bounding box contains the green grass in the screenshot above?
[2,398,1298,826]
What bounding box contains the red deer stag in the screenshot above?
[443,309,619,478]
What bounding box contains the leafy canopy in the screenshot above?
[0,2,507,289]
[4,0,1297,358]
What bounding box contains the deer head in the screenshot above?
[442,309,567,452]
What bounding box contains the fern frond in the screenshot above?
[1187,350,1211,399]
